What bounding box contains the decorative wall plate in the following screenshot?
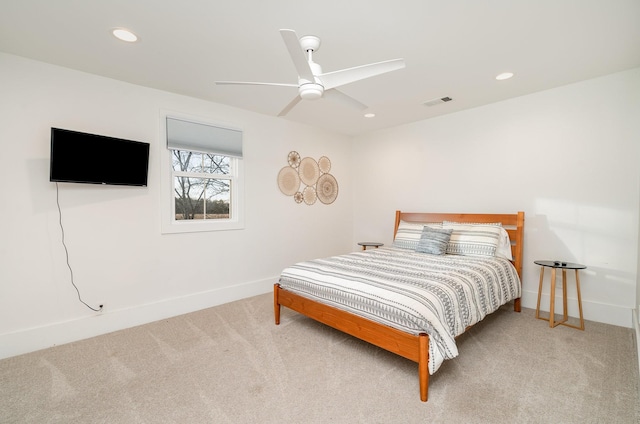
[277,166,300,196]
[318,156,331,174]
[317,173,338,204]
[288,151,301,168]
[299,157,320,186]
[303,185,317,205]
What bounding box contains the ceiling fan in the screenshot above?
[215,29,406,116]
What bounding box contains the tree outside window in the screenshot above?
[171,150,232,221]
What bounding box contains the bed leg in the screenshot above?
[514,297,521,312]
[418,333,429,402]
[274,284,281,325]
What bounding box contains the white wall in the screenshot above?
[0,53,354,359]
[352,68,640,328]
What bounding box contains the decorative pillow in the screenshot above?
[442,221,513,260]
[416,227,453,255]
[442,222,502,257]
[392,221,443,250]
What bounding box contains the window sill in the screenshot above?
[161,219,244,234]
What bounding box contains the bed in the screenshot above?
[274,211,525,402]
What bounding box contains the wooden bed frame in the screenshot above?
[274,211,525,402]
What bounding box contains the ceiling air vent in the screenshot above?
[423,97,453,107]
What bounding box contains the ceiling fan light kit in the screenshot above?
[215,29,405,116]
[299,83,324,100]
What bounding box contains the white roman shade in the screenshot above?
[166,117,243,158]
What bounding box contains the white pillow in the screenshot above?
[442,222,502,257]
[495,229,513,260]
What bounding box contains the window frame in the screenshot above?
[160,111,244,234]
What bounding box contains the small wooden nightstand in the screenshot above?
[357,242,383,251]
[535,260,586,330]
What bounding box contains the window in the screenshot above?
[172,151,232,221]
[161,113,244,233]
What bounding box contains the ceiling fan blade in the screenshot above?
[216,81,297,88]
[320,58,405,90]
[277,95,303,117]
[324,89,368,111]
[280,29,314,82]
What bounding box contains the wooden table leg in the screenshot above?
[536,266,545,319]
[560,270,585,330]
[549,267,556,328]
[562,269,568,322]
[575,270,584,330]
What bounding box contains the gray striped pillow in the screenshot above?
[442,222,501,257]
[416,227,453,255]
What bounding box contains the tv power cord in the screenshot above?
[56,182,103,312]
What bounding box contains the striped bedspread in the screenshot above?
[278,247,521,374]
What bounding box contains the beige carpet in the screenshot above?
[1,293,638,423]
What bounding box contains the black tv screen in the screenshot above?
[50,128,150,186]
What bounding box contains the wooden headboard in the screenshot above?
[394,211,525,279]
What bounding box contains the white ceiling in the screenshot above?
[1,0,639,136]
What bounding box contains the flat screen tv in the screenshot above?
[50,128,150,186]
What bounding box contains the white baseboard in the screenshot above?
[635,308,640,376]
[0,277,276,360]
[520,289,633,328]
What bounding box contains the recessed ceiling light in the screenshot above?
[495,72,514,81]
[112,28,138,43]
[364,113,376,118]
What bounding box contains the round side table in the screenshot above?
[534,260,586,330]
[358,242,383,251]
